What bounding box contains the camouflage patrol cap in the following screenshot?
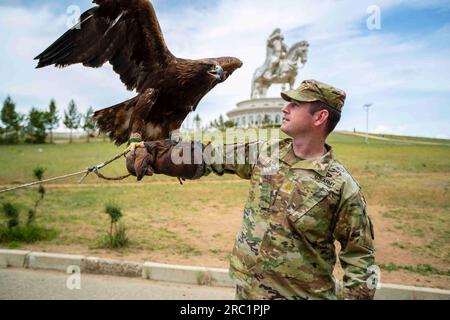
[281,79,346,112]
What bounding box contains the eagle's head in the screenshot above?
[173,57,243,106]
[203,57,243,83]
[178,56,242,111]
[207,65,225,81]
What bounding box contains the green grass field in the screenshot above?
[0,131,449,288]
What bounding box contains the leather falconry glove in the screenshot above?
[126,140,206,182]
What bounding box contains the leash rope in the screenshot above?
[0,150,131,194]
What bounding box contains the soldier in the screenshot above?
[126,79,376,300]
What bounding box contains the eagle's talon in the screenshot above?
[125,141,145,156]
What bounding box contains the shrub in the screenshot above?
[0,201,57,244]
[0,224,57,243]
[2,202,19,229]
[97,202,129,249]
[98,223,129,249]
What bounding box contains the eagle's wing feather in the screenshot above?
[35,0,174,92]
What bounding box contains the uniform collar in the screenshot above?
[281,140,335,177]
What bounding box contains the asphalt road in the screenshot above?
[0,268,235,300]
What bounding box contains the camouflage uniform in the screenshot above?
[203,80,376,300]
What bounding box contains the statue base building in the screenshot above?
[226,97,285,128]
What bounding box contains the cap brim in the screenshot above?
[281,90,318,103]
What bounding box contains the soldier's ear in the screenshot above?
[314,109,329,127]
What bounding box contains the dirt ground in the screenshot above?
[19,201,450,290]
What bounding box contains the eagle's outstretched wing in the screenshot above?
[34,0,175,92]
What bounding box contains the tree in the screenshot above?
[0,124,4,144]
[262,114,273,128]
[63,99,81,143]
[26,107,48,144]
[193,114,202,131]
[224,119,237,129]
[28,166,46,224]
[210,114,237,131]
[82,106,96,143]
[1,96,23,144]
[211,115,225,131]
[45,99,59,144]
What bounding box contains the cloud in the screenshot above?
[0,3,134,131]
[0,0,449,138]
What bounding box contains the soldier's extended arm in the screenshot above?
[333,190,376,300]
[126,139,264,181]
[203,141,263,179]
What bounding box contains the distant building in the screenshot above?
[226,97,284,128]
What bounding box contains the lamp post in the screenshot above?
[363,104,373,144]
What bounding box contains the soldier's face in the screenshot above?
[281,101,315,137]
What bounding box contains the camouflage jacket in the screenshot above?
[204,138,376,300]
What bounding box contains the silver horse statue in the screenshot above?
[251,29,309,99]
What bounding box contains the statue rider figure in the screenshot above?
[266,28,288,81]
[251,28,308,99]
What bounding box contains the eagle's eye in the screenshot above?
[207,65,224,81]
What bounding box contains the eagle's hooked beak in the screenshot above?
[208,65,225,81]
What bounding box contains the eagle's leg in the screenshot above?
[125,132,145,156]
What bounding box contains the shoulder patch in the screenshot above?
[334,160,360,183]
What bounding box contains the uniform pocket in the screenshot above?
[287,186,329,222]
[286,186,331,243]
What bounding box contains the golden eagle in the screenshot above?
[34,0,242,145]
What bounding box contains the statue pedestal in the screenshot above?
[226,97,285,128]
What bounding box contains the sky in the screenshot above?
[0,0,449,138]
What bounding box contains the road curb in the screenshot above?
[377,283,450,300]
[84,256,142,278]
[27,252,84,271]
[0,249,30,268]
[142,261,234,287]
[0,249,449,299]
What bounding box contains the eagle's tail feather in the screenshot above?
[94,97,135,146]
[94,89,158,146]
